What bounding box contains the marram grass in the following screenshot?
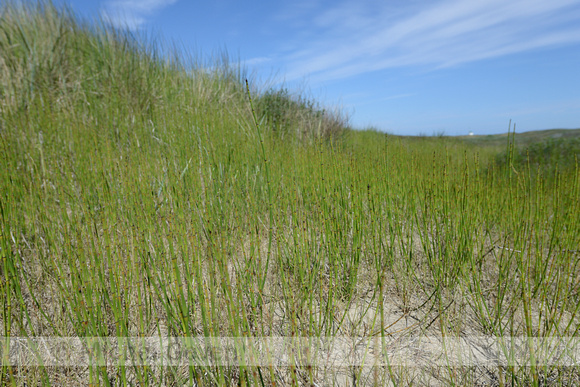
[1,1,579,386]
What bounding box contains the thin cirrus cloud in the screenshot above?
[101,0,178,30]
[279,0,580,83]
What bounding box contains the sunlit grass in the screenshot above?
[1,1,579,386]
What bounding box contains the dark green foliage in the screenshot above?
[255,87,346,140]
[496,137,580,176]
[522,137,580,170]
[259,88,297,134]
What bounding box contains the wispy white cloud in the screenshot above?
[244,57,272,66]
[379,93,415,101]
[102,0,178,30]
[280,0,580,82]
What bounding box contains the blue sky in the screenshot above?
[63,0,580,136]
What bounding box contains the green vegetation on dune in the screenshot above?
[1,1,579,386]
[457,127,580,148]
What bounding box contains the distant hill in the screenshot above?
[455,128,580,147]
